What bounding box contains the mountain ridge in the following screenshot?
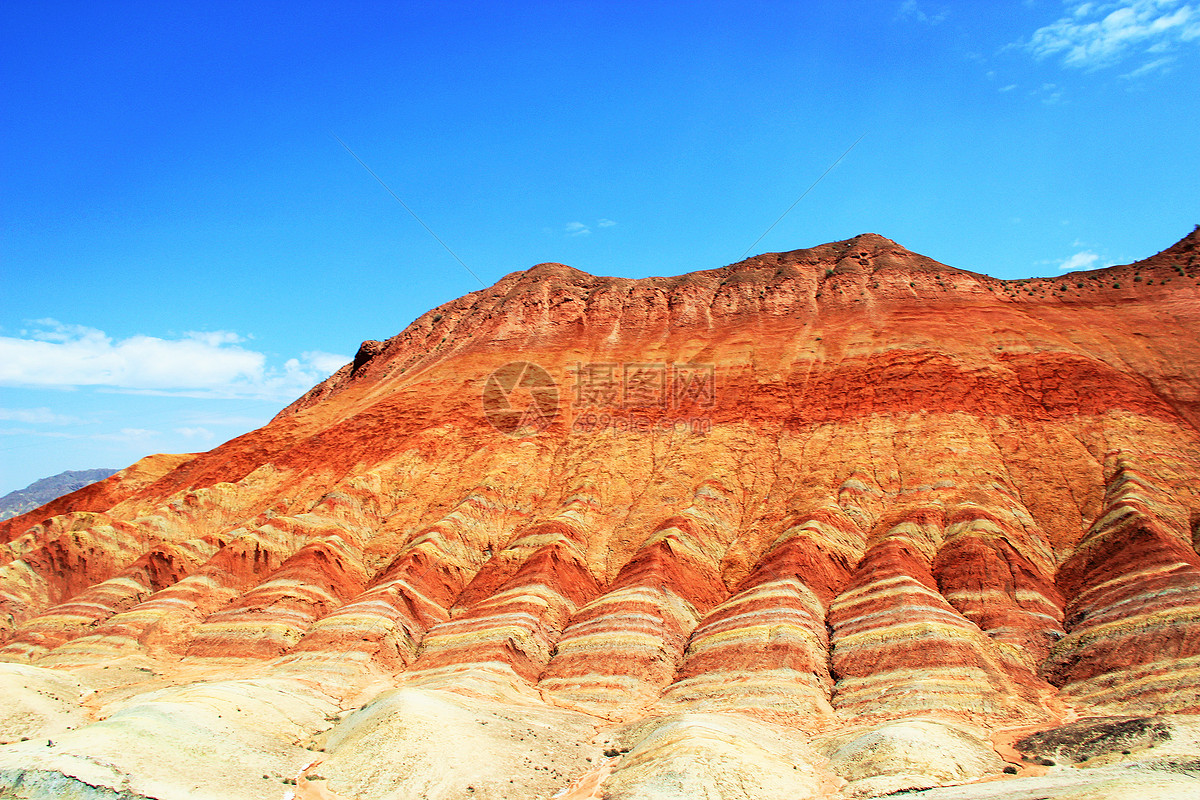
[1,230,1199,799]
[280,228,1200,421]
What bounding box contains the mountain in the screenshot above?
[1,231,1199,799]
[0,469,119,522]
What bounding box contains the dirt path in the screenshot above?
[549,756,621,799]
[987,689,1079,780]
[285,758,360,800]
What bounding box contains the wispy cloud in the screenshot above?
[1120,54,1177,76]
[1033,81,1065,103]
[565,219,617,237]
[179,412,270,428]
[897,0,948,24]
[174,426,215,440]
[0,319,350,400]
[0,428,75,439]
[298,351,349,375]
[1058,250,1101,271]
[0,407,85,425]
[92,427,159,443]
[1023,1,1200,71]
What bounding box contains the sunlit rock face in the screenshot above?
[2,231,1200,799]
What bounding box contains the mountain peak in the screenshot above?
[499,261,594,286]
[525,261,591,277]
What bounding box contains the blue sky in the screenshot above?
[2,0,1198,495]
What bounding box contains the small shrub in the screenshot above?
[1003,766,1018,774]
[1113,283,1121,289]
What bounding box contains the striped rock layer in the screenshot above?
[2,230,1200,736]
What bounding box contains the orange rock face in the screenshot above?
[2,231,1200,798]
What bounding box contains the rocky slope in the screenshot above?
[1,230,1200,799]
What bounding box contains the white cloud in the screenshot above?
[999,83,1020,91]
[1120,54,1177,75]
[180,412,270,428]
[1058,250,1101,270]
[93,427,159,443]
[898,0,947,24]
[303,350,350,374]
[0,319,351,400]
[0,427,74,439]
[185,330,245,347]
[1032,82,1065,103]
[174,427,215,440]
[1024,1,1200,71]
[0,407,84,425]
[565,219,616,237]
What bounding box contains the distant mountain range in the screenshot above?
[0,469,118,521]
